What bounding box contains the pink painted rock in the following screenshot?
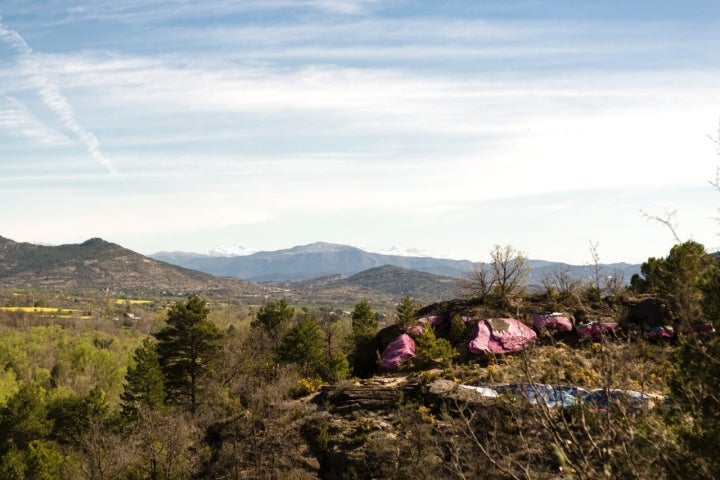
[532,313,573,333]
[380,334,416,370]
[468,318,537,354]
[577,322,619,341]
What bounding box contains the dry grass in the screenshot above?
[449,338,673,397]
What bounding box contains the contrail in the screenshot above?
[0,16,120,176]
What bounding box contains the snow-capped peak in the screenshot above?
[208,243,260,257]
[375,246,436,258]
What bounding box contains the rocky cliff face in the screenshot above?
[201,376,515,479]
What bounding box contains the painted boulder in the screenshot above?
[577,322,620,341]
[380,334,416,370]
[532,313,573,333]
[468,318,537,354]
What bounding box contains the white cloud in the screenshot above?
[1,3,719,263]
[305,0,383,15]
[2,0,387,25]
[0,95,72,145]
[10,49,716,207]
[0,19,120,176]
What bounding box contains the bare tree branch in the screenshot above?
[641,208,682,244]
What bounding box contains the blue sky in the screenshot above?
[1,0,719,264]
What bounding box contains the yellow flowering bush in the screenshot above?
[291,377,324,397]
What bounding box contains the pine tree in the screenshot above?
[414,324,457,369]
[349,300,379,378]
[155,295,223,414]
[659,243,720,478]
[0,440,66,480]
[277,314,325,378]
[251,298,295,334]
[0,383,52,453]
[120,338,165,419]
[48,387,108,445]
[396,296,419,329]
[351,299,377,338]
[670,332,720,479]
[632,241,717,330]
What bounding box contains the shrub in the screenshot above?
[414,325,457,369]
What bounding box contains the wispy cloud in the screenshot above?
[0,95,72,145]
[304,0,383,15]
[35,51,720,137]
[0,1,718,262]
[7,0,385,26]
[0,16,119,176]
[16,48,717,215]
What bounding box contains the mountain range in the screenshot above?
[152,242,474,281]
[0,236,464,305]
[0,236,642,306]
[150,241,641,286]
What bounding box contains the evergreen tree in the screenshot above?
[276,314,325,378]
[311,309,351,382]
[351,299,377,338]
[414,324,457,369]
[349,300,379,378]
[631,241,717,330]
[395,296,420,329]
[120,338,165,419]
[0,446,26,480]
[0,440,66,480]
[251,298,295,334]
[48,387,108,446]
[155,295,223,414]
[661,244,720,478]
[323,352,351,383]
[0,383,52,453]
[670,332,720,479]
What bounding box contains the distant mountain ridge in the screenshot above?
[0,236,267,297]
[0,236,642,306]
[151,242,476,282]
[150,241,641,285]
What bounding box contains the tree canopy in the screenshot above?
[154,295,223,414]
[631,240,718,329]
[276,313,325,378]
[120,337,165,419]
[395,296,420,329]
[351,299,377,339]
[251,298,295,334]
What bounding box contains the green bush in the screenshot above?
[414,325,457,369]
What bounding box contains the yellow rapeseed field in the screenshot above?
[0,306,76,314]
[113,299,153,305]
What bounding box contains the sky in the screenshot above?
[1,0,720,264]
